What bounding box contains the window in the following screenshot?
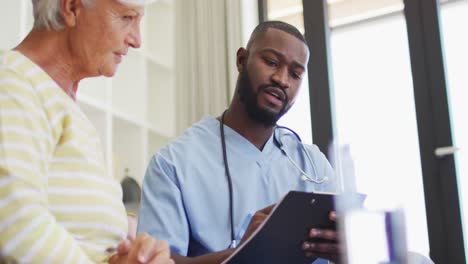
[263,0,468,261]
[266,0,430,257]
[330,11,429,256]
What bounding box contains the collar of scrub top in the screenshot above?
[219,110,329,249]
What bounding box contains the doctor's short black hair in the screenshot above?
[246,20,308,49]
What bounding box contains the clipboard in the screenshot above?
[223,191,364,264]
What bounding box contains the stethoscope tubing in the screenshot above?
[219,111,328,248]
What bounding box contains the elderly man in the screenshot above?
[0,0,173,263]
[138,21,338,264]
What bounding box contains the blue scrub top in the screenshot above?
[138,116,337,261]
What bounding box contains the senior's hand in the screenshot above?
[109,233,174,264]
[239,204,275,245]
[302,211,343,263]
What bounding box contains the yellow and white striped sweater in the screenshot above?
[0,50,127,263]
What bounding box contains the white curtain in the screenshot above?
[174,0,254,133]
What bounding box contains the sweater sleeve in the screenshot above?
[0,70,95,263]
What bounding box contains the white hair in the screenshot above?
[32,0,152,30]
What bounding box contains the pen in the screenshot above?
[231,213,252,248]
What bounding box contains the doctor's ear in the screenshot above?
[236,48,248,72]
[61,0,85,27]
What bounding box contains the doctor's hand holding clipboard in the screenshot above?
[302,210,342,263]
[228,192,347,264]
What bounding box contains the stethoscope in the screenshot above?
[219,111,329,248]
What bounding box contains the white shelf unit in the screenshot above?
[1,0,176,185]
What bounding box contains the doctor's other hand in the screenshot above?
[109,233,174,264]
[239,204,275,245]
[302,211,343,263]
